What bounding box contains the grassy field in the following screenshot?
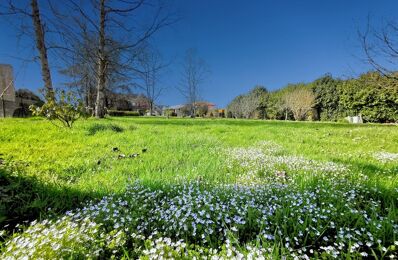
[0,117,397,258]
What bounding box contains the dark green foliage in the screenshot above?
[86,123,125,135]
[250,86,269,119]
[339,72,398,123]
[311,74,343,121]
[228,71,398,122]
[107,110,141,117]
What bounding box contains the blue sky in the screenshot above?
[1,0,398,107]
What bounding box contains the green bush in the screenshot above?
[30,91,86,127]
[107,110,141,117]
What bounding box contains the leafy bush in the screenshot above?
[107,110,141,117]
[339,72,398,123]
[30,91,86,127]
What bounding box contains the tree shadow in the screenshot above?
[333,158,397,177]
[332,158,398,205]
[85,123,125,135]
[0,164,103,233]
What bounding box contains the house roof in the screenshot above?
[166,101,216,110]
[168,104,186,110]
[194,101,215,106]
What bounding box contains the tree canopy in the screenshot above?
[226,71,398,123]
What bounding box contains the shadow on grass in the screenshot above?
[332,158,398,206]
[86,123,125,135]
[0,164,103,232]
[334,157,398,177]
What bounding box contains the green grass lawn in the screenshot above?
[1,117,397,258]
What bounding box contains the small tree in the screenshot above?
[283,86,315,121]
[226,86,268,119]
[30,90,86,127]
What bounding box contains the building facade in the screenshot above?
[0,64,16,117]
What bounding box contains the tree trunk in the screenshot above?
[31,0,54,101]
[1,97,5,118]
[95,0,106,118]
[191,99,196,118]
[149,101,153,115]
[84,79,89,108]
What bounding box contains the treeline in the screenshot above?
[227,71,398,123]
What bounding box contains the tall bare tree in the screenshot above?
[137,49,166,115]
[1,0,55,101]
[62,0,176,118]
[2,0,176,117]
[59,33,98,111]
[59,29,134,115]
[31,0,54,101]
[178,49,209,117]
[94,0,107,117]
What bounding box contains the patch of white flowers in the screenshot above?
[225,141,350,185]
[2,180,397,259]
[374,151,398,163]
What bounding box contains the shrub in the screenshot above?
[30,91,86,128]
[107,110,140,117]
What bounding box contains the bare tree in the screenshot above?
[94,0,107,117]
[59,33,98,112]
[359,17,398,82]
[226,95,243,118]
[1,0,55,101]
[240,95,256,119]
[31,0,54,100]
[178,49,209,117]
[62,0,176,118]
[283,87,315,121]
[226,86,268,119]
[137,48,166,115]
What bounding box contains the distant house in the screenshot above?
[164,101,217,117]
[147,105,164,116]
[106,92,150,114]
[13,89,44,117]
[164,104,187,117]
[194,101,216,111]
[0,64,44,117]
